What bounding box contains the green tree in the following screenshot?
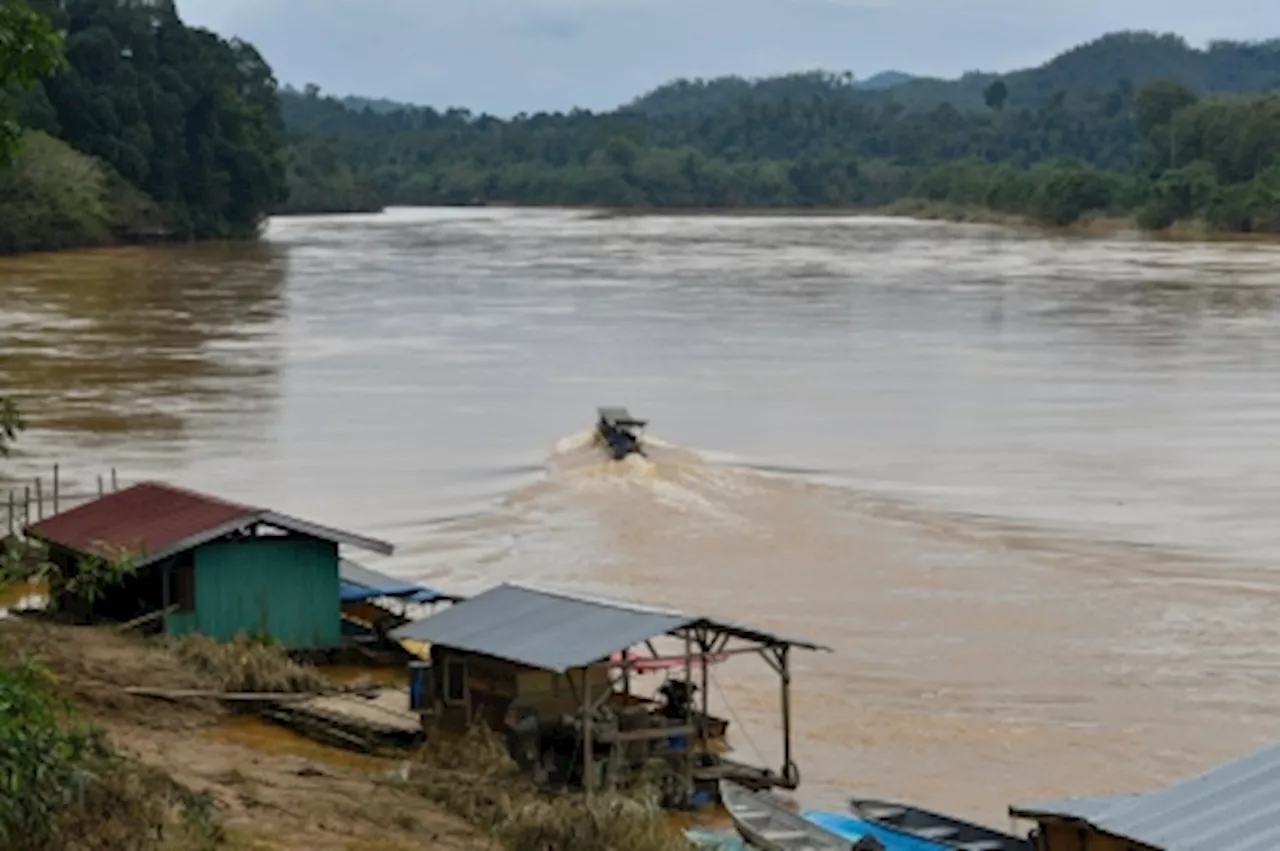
[0,0,65,159]
[983,79,1008,112]
[3,0,289,246]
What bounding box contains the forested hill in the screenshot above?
[0,0,287,254]
[626,32,1280,117]
[279,53,1280,235]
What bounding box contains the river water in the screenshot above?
[4,207,1280,826]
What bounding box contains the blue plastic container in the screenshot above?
[408,661,432,711]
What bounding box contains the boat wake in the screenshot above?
[533,429,764,528]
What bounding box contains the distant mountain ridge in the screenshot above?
[281,29,1280,123]
[853,70,917,90]
[624,31,1280,117]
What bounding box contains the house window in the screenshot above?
[172,561,195,613]
[443,658,467,706]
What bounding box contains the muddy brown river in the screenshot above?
[4,208,1280,827]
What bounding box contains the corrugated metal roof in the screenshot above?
[391,581,827,673]
[27,482,394,567]
[1011,743,1280,851]
[339,559,448,603]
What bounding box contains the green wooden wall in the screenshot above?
[166,537,340,649]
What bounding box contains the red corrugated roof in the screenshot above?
[28,482,257,563]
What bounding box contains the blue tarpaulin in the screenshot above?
[339,559,445,604]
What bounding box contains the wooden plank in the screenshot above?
[123,687,319,703]
[114,605,178,633]
[601,724,697,743]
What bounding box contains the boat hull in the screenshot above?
[594,407,647,460]
[596,425,643,459]
[843,798,1032,851]
[722,780,869,850]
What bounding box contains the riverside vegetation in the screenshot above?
[5,10,1280,250]
[0,0,287,254]
[280,33,1280,233]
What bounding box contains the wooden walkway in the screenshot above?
[263,686,422,754]
[126,684,423,755]
[289,688,420,735]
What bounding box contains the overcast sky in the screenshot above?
[176,0,1280,116]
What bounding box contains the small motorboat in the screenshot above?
[595,407,647,459]
[810,797,1031,851]
[722,780,883,851]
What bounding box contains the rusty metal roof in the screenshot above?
[27,482,394,566]
[1010,743,1280,851]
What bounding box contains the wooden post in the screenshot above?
[780,645,793,784]
[33,477,42,521]
[162,561,171,637]
[97,475,104,497]
[582,668,594,802]
[22,486,30,529]
[111,468,118,491]
[621,648,631,696]
[6,490,13,536]
[699,631,710,749]
[684,628,694,806]
[52,464,59,515]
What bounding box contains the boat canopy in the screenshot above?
[598,407,648,429]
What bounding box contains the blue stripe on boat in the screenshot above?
[802,810,955,851]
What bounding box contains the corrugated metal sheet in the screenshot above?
[391,582,826,673]
[1011,743,1280,851]
[169,537,341,649]
[339,559,446,603]
[392,583,696,672]
[27,481,394,566]
[28,483,255,565]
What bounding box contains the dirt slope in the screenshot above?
[0,618,489,851]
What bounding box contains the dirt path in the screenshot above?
[0,619,491,851]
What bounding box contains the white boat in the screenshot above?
[722,780,882,851]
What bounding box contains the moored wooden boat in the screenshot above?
[723,780,881,850]
[847,797,1032,851]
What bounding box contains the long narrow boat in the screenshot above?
[722,780,880,850]
[840,797,1032,851]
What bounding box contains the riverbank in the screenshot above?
[0,617,488,850]
[0,617,700,851]
[8,190,1275,261]
[0,133,183,257]
[275,199,1280,246]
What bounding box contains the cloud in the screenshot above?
[174,0,1280,116]
[510,13,586,40]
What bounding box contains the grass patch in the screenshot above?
[165,633,330,694]
[398,724,691,851]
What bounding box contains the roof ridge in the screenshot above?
[500,581,692,619]
[129,480,260,514]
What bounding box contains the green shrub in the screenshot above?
[0,657,107,849]
[0,655,226,850]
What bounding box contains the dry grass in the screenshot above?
[165,633,331,694]
[398,724,692,851]
[56,757,227,851]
